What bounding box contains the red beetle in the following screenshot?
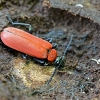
[1,27,57,62]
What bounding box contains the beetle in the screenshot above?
[1,27,57,62]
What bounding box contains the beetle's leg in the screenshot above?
[6,15,33,33]
[21,54,28,59]
[32,57,48,65]
[52,43,58,49]
[21,54,48,65]
[45,38,53,43]
[44,38,58,49]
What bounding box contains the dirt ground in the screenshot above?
[0,0,100,100]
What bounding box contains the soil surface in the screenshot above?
[50,0,100,25]
[0,0,100,100]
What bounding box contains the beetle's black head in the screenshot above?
[54,56,65,70]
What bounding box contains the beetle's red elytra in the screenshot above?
[1,27,57,62]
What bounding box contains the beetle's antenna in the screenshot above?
[6,15,33,33]
[46,35,73,85]
[63,35,73,56]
